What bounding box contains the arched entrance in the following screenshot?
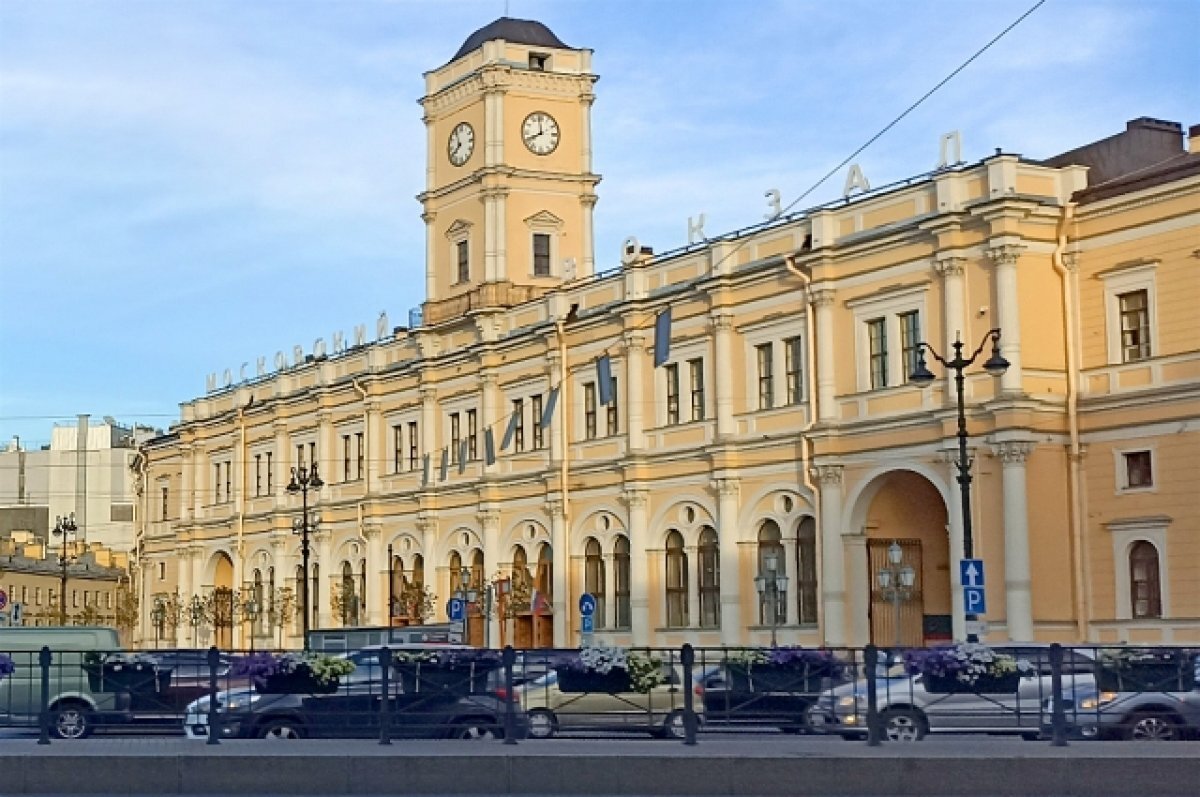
[857,470,951,647]
[211,552,235,649]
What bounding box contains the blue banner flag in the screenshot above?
[540,386,560,429]
[484,428,496,465]
[457,441,468,474]
[500,410,519,451]
[439,448,449,482]
[653,307,672,367]
[597,355,613,405]
[422,453,431,486]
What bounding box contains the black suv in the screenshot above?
[184,648,524,740]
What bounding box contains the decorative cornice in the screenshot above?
[985,243,1027,267]
[477,509,502,529]
[809,287,836,308]
[622,489,649,510]
[810,464,843,486]
[992,441,1033,465]
[621,332,646,353]
[708,312,735,333]
[713,478,740,498]
[934,256,966,278]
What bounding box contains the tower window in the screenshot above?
[533,233,551,277]
[529,53,548,71]
[456,240,469,284]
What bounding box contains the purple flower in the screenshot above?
[766,647,840,671]
[230,651,284,680]
[0,653,14,680]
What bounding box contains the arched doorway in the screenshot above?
[858,470,951,647]
[211,552,234,649]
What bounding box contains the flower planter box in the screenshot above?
[555,667,633,694]
[254,672,340,694]
[726,663,829,694]
[394,663,494,694]
[1097,664,1195,693]
[922,672,1021,694]
[84,664,171,694]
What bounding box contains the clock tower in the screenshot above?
[419,18,600,325]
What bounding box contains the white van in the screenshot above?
[0,626,124,739]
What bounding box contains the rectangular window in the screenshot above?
[606,377,619,436]
[1123,451,1153,489]
[665,364,680,425]
[757,343,774,409]
[158,562,166,581]
[450,413,461,464]
[224,462,230,503]
[531,394,545,449]
[456,240,469,283]
[214,464,221,504]
[407,421,419,470]
[513,399,526,452]
[584,383,598,440]
[533,233,551,277]
[161,487,169,521]
[296,444,305,470]
[342,434,351,481]
[868,318,888,389]
[393,424,403,473]
[1119,289,1151,362]
[899,310,921,382]
[529,53,548,71]
[688,358,705,421]
[355,432,364,479]
[266,452,273,493]
[254,454,262,496]
[308,442,317,473]
[467,409,478,460]
[784,336,803,405]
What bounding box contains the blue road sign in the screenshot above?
[0,589,7,611]
[963,587,987,615]
[578,593,597,617]
[581,615,595,634]
[960,559,985,588]
[447,598,466,622]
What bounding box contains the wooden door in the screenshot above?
[867,538,925,648]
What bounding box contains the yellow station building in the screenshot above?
[134,18,1200,651]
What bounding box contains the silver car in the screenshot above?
[809,645,1097,742]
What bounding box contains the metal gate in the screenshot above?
[867,538,924,648]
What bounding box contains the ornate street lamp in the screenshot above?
[287,463,323,650]
[910,328,1009,642]
[187,595,207,647]
[52,513,79,625]
[754,552,789,648]
[455,566,478,647]
[876,541,917,649]
[151,599,167,649]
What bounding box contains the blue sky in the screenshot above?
[2,0,1197,447]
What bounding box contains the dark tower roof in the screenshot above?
[452,17,571,61]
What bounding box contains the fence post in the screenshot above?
[1049,642,1068,747]
[379,646,392,746]
[865,645,882,746]
[681,643,697,746]
[206,645,221,745]
[502,646,517,745]
[37,646,51,745]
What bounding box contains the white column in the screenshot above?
[363,523,385,627]
[624,489,650,645]
[844,536,870,647]
[176,548,194,646]
[782,535,798,627]
[269,534,293,647]
[420,387,438,461]
[417,513,438,619]
[272,420,289,510]
[314,529,332,631]
[365,399,382,494]
[180,444,194,521]
[940,449,967,642]
[715,478,742,645]
[935,256,968,402]
[813,465,846,646]
[317,410,334,499]
[812,287,838,422]
[987,244,1026,395]
[480,373,500,477]
[480,508,502,647]
[711,313,735,439]
[995,441,1035,641]
[622,333,647,451]
[549,499,568,647]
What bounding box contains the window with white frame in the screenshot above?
[531,394,545,449]
[756,343,774,409]
[466,409,478,460]
[849,285,929,391]
[392,423,404,473]
[606,376,620,436]
[742,320,810,413]
[407,421,419,469]
[533,233,552,277]
[784,336,803,405]
[1116,448,1154,492]
[583,382,598,440]
[524,211,562,278]
[1100,262,1157,365]
[664,364,680,425]
[446,219,473,286]
[449,413,461,464]
[512,398,526,452]
[688,358,705,421]
[1105,516,1171,621]
[1129,541,1162,618]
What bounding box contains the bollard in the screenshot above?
[206,645,221,745]
[379,646,392,745]
[37,646,51,745]
[1049,642,1068,747]
[681,643,697,746]
[502,646,517,745]
[865,645,882,746]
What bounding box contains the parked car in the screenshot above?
[1041,681,1200,741]
[808,645,1098,742]
[183,647,523,740]
[698,663,844,733]
[126,649,249,722]
[522,663,702,739]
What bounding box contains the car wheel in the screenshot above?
[659,710,688,739]
[258,718,305,740]
[527,709,557,739]
[456,720,499,740]
[1126,712,1180,741]
[882,708,926,742]
[51,702,93,740]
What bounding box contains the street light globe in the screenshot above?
[887,541,903,565]
[877,569,892,590]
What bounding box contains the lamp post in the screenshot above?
[876,541,917,649]
[151,599,166,649]
[244,596,260,652]
[455,566,478,647]
[287,463,323,650]
[910,328,1009,643]
[754,552,789,648]
[386,543,395,630]
[187,595,206,648]
[52,513,79,625]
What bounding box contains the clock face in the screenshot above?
[521,111,560,155]
[448,122,474,166]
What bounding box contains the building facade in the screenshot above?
[134,19,1200,651]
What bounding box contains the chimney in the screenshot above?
[1190,124,1200,155]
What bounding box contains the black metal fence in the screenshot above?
[0,643,1196,745]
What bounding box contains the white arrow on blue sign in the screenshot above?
[581,615,594,634]
[963,587,987,615]
[960,559,985,588]
[447,598,466,622]
[578,593,596,617]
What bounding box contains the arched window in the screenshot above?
[449,551,463,594]
[698,527,720,628]
[310,563,320,629]
[340,561,356,626]
[471,549,485,589]
[665,530,688,628]
[1130,541,1162,618]
[294,564,305,627]
[267,566,276,632]
[795,517,818,624]
[412,554,425,591]
[251,569,264,638]
[512,547,530,592]
[535,543,553,611]
[390,555,405,621]
[584,538,606,629]
[757,521,786,625]
[614,536,631,629]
